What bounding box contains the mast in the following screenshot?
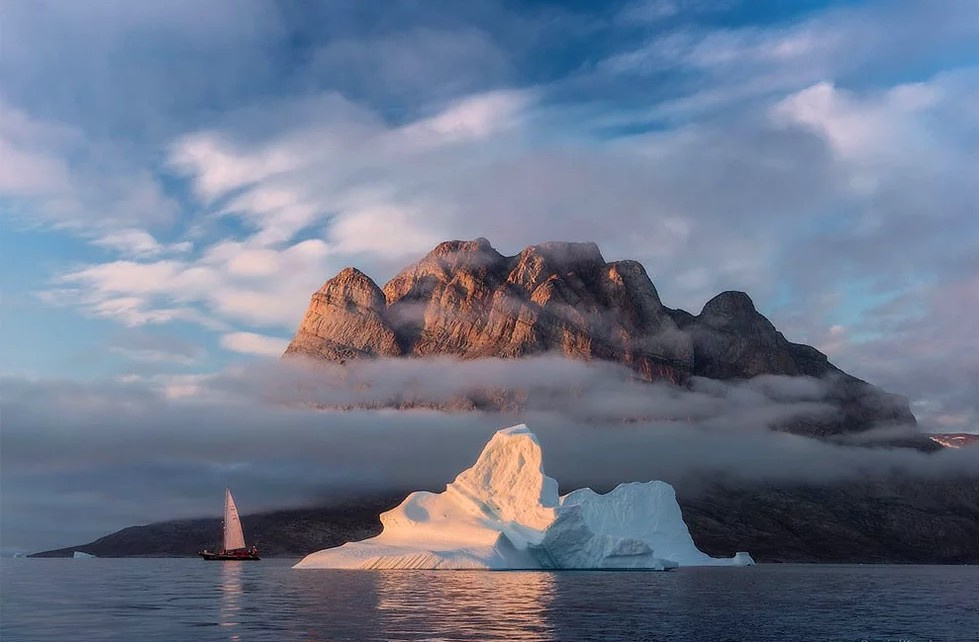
[223,488,246,551]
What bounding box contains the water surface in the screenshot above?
[2,559,976,641]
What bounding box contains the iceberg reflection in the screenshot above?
[375,570,555,641]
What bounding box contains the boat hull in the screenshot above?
[199,549,260,561]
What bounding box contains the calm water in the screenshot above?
[1,559,976,641]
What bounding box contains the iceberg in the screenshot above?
[294,424,753,570]
[72,551,96,559]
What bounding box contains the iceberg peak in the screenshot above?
[295,424,754,570]
[450,422,558,534]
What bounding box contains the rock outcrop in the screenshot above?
[285,238,916,435]
[287,239,692,383]
[284,267,402,362]
[669,291,915,436]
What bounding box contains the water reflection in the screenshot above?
[219,561,244,640]
[374,571,556,641]
[1,561,974,641]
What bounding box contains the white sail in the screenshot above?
[223,488,246,551]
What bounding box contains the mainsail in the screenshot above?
[223,488,246,551]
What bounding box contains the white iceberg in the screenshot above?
[72,551,96,559]
[294,424,753,570]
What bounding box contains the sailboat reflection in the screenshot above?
[218,561,244,640]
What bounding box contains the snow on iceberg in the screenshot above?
[294,424,753,570]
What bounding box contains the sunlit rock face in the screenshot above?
[293,425,753,570]
[287,239,693,384]
[283,267,402,362]
[284,238,916,435]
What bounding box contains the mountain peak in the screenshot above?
[418,237,505,272]
[516,240,606,274]
[315,267,386,311]
[700,290,758,324]
[701,291,757,319]
[429,237,497,257]
[284,238,916,433]
[285,266,399,362]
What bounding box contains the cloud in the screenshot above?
[813,275,979,433]
[2,364,973,552]
[49,238,335,330]
[760,69,979,432]
[91,229,192,258]
[230,356,842,431]
[0,0,285,139]
[0,101,177,230]
[109,347,197,366]
[167,89,535,249]
[220,332,290,357]
[770,79,953,179]
[597,0,979,120]
[401,90,531,144]
[158,81,834,310]
[106,330,207,366]
[34,58,979,432]
[307,27,512,106]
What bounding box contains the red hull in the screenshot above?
[199,549,260,561]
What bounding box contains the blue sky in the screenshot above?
[2,0,977,423]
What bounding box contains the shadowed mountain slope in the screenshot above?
[34,476,977,563]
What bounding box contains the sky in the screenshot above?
[1,0,978,552]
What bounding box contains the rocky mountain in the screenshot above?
[285,238,915,436]
[34,475,978,564]
[33,241,970,563]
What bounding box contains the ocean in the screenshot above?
[1,559,976,641]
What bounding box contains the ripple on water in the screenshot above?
[1,560,977,641]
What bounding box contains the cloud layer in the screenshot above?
[3,358,975,553]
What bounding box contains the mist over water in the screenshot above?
[2,357,976,553]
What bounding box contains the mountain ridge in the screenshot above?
[285,238,916,436]
[33,475,978,563]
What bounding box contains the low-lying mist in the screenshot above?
[1,357,974,553]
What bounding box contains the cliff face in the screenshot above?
[284,267,402,362]
[287,238,692,383]
[285,238,916,434]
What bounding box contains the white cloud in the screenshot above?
[0,101,177,230]
[771,81,942,165]
[167,89,534,249]
[328,205,442,257]
[91,229,192,257]
[52,66,979,343]
[5,0,973,435]
[306,26,511,106]
[220,332,290,357]
[400,90,531,145]
[598,1,979,124]
[51,238,335,329]
[90,298,214,329]
[109,347,199,366]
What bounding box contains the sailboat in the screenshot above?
[198,488,260,561]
